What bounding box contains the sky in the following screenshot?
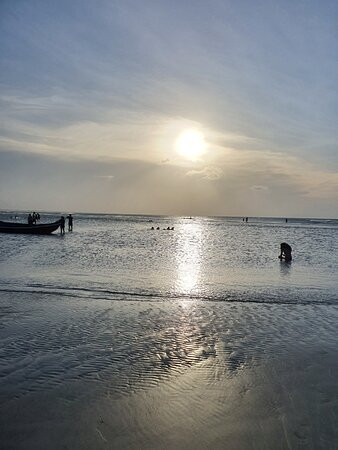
[0,0,337,217]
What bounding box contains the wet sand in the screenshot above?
[0,291,337,449]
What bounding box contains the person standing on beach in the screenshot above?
[60,216,65,235]
[67,214,73,232]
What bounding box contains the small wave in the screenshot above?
[0,285,337,306]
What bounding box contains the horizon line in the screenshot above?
[0,209,337,221]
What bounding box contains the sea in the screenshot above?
[0,212,337,449]
[1,212,337,304]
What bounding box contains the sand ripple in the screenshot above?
[1,292,337,403]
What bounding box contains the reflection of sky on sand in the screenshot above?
[1,290,337,450]
[174,222,204,298]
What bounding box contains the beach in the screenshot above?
[0,213,337,449]
[2,0,338,447]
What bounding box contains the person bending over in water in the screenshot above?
[279,242,292,262]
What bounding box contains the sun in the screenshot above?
[175,129,206,160]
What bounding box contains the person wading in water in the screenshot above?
[279,242,292,262]
[60,216,65,235]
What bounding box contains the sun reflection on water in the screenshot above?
[174,222,204,298]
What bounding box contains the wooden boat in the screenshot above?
[0,220,61,235]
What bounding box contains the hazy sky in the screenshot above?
[1,0,337,217]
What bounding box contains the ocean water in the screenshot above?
[0,212,337,304]
[0,212,337,449]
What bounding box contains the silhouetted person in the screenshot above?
[156,227,160,230]
[32,212,37,224]
[279,242,292,262]
[245,217,248,222]
[151,226,154,230]
[67,214,73,231]
[60,216,65,235]
[285,218,288,223]
[36,212,40,221]
[27,213,33,225]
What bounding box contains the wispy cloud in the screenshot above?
[95,175,114,180]
[250,185,269,192]
[186,167,223,181]
[1,147,337,217]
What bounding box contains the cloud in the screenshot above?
[211,145,338,200]
[96,175,115,180]
[0,1,337,217]
[1,0,337,165]
[256,152,338,199]
[250,185,269,191]
[186,166,223,181]
[0,148,337,217]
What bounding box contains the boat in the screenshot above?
[0,220,61,235]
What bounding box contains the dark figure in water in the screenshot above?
[285,218,288,223]
[27,213,33,225]
[245,217,248,222]
[279,242,292,262]
[67,214,73,232]
[60,216,65,235]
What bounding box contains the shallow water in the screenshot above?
[0,213,337,304]
[0,213,337,449]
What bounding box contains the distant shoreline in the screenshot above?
[0,209,337,221]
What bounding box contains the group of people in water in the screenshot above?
[60,214,73,235]
[27,212,40,225]
[26,212,292,260]
[242,217,288,223]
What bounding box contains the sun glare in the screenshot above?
[175,129,206,160]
